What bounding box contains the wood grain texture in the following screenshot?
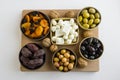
[20,9,99,72]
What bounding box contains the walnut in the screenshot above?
[49,10,60,19]
[42,38,51,47]
[83,30,95,38]
[65,11,75,18]
[78,57,88,68]
[50,44,58,52]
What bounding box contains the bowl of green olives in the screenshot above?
[79,37,104,61]
[52,48,77,72]
[77,7,101,30]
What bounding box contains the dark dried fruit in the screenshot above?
[34,49,45,58]
[27,43,39,52]
[20,56,29,64]
[21,47,32,57]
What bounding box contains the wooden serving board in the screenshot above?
[20,9,99,72]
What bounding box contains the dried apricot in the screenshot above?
[40,19,48,27]
[35,26,43,36]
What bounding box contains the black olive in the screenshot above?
[91,51,96,55]
[89,56,95,59]
[84,54,88,58]
[86,46,95,52]
[81,46,86,51]
[82,41,88,46]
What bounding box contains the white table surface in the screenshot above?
[0,0,120,80]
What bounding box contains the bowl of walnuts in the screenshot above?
[20,11,50,40]
[52,48,77,72]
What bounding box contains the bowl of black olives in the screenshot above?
[77,7,101,30]
[79,37,104,60]
[52,48,77,72]
[19,43,46,70]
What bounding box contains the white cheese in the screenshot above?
[63,34,68,40]
[55,29,64,37]
[52,36,57,42]
[72,38,77,43]
[51,26,57,32]
[73,24,78,30]
[74,32,78,37]
[70,18,74,25]
[70,28,75,34]
[56,38,64,44]
[51,19,57,26]
[66,39,72,44]
[68,34,74,40]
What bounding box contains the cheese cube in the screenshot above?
[66,39,72,44]
[55,29,64,37]
[56,38,64,44]
[68,34,74,40]
[51,19,57,26]
[51,26,57,32]
[74,32,78,37]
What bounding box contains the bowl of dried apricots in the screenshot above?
[20,11,50,40]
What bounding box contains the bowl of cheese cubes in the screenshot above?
[50,18,79,45]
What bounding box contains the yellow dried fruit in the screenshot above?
[40,19,48,27]
[25,15,30,22]
[43,26,49,35]
[33,16,40,22]
[22,22,31,29]
[35,26,43,36]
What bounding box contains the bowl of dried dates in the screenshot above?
[19,43,46,70]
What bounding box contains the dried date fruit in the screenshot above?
[21,47,32,57]
[27,43,39,52]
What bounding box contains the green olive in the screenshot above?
[83,24,90,29]
[61,49,66,54]
[94,19,100,24]
[90,14,95,19]
[79,16,83,22]
[88,19,94,25]
[83,12,90,18]
[83,18,88,24]
[89,8,96,14]
[54,57,59,62]
[59,66,63,71]
[81,9,88,14]
[91,24,96,28]
[64,67,68,72]
[95,13,100,18]
[56,52,60,57]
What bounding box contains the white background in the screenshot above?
[0,0,120,80]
